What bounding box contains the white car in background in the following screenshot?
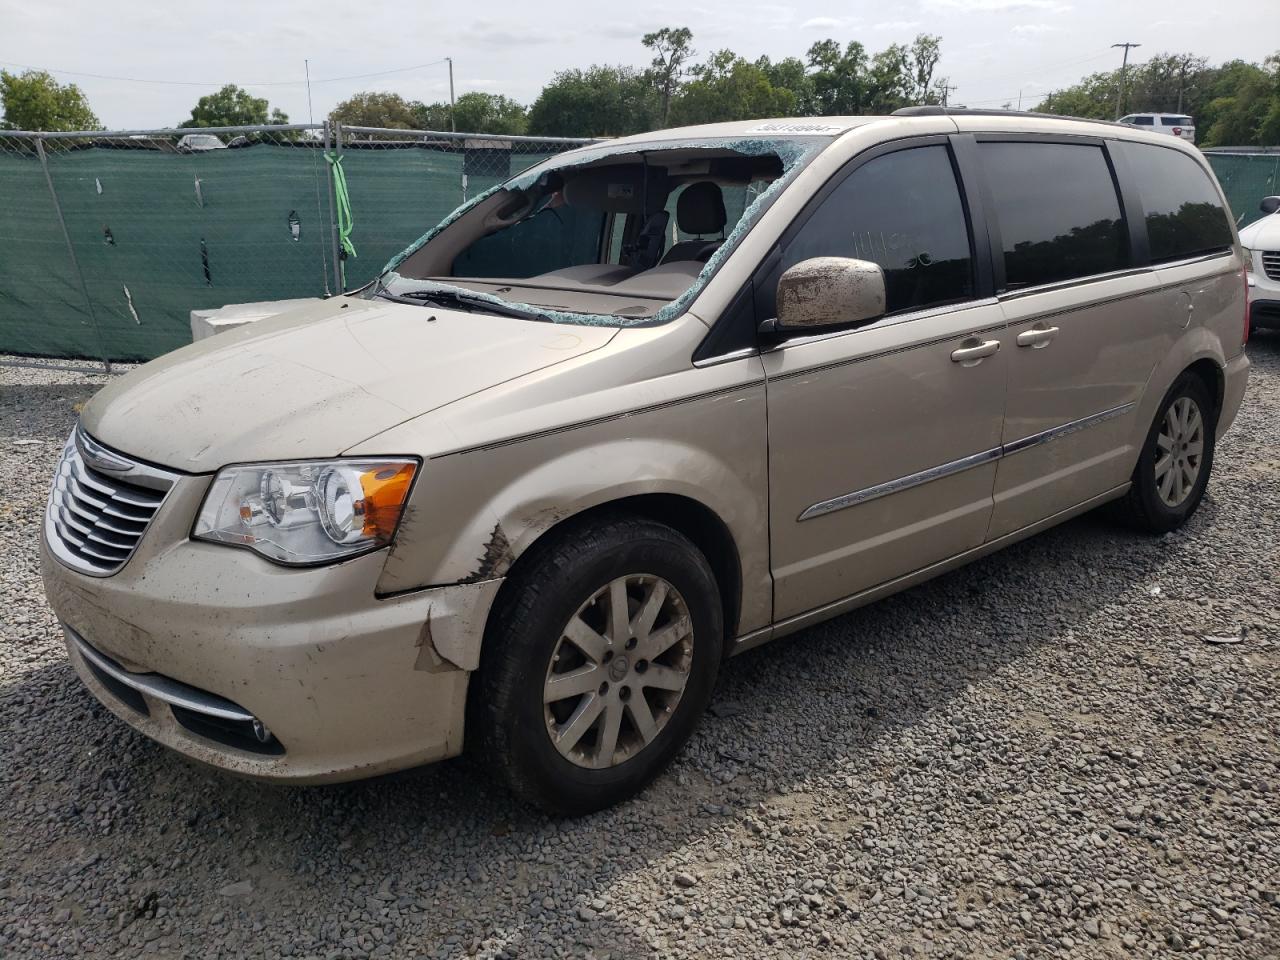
[176,133,227,153]
[1119,113,1196,143]
[1241,196,1280,335]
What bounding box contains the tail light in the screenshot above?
[1172,127,1182,136]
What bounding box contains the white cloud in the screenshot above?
[923,0,1071,13]
[1010,23,1062,35]
[873,20,922,30]
[459,21,556,46]
[801,15,857,30]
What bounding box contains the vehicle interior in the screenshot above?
[391,147,785,319]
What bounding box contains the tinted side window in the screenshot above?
[780,145,974,315]
[1127,143,1233,263]
[1131,116,1155,126]
[980,142,1127,289]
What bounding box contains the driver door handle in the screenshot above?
[1016,325,1060,348]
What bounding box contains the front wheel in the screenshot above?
[1115,373,1216,534]
[470,515,723,815]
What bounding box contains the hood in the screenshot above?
[82,297,618,472]
[1240,212,1280,249]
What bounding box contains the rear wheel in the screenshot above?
[470,515,723,815]
[1115,373,1216,533]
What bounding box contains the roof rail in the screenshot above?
[891,105,1127,127]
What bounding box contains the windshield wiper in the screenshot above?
[377,286,552,322]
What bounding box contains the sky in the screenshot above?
[1,0,1276,130]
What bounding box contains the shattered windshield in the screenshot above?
[367,136,829,326]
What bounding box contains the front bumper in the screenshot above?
[1247,252,1280,329]
[41,488,502,783]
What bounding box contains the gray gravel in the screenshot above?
[2,343,1278,959]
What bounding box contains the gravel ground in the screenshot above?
[1,342,1277,960]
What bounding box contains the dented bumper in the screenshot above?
[41,526,501,783]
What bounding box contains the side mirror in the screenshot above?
[1261,196,1280,216]
[774,257,886,332]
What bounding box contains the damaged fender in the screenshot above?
[411,579,505,672]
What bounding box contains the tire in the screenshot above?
[470,514,723,815]
[1115,373,1217,534]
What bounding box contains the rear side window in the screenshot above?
[1127,143,1233,263]
[780,144,974,315]
[1160,117,1192,127]
[980,141,1127,289]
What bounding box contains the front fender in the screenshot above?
[373,381,772,637]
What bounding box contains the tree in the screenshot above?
[328,91,420,129]
[909,35,943,103]
[759,56,814,114]
[802,34,943,116]
[0,69,100,131]
[527,66,660,137]
[181,84,287,128]
[414,92,528,135]
[1201,58,1277,146]
[806,40,870,114]
[642,27,695,125]
[669,51,797,126]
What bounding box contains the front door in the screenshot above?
[762,141,1008,621]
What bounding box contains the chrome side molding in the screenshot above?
[799,402,1137,522]
[1002,402,1135,456]
[799,446,1002,521]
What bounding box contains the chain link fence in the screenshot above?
[0,123,591,366]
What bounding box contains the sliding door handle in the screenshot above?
[950,339,1001,366]
[1016,325,1060,348]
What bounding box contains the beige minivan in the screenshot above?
[42,109,1250,813]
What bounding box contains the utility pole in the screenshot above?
[446,57,456,132]
[1176,57,1188,113]
[941,82,958,107]
[1112,42,1141,119]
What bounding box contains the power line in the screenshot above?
[0,57,449,88]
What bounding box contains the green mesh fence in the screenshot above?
[8,128,1266,366]
[1205,152,1280,229]
[0,127,587,363]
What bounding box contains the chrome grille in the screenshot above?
[45,427,177,576]
[1262,251,1280,282]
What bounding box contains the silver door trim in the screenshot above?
[798,446,1003,521]
[798,401,1137,522]
[1001,402,1135,456]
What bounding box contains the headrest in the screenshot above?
[677,181,726,235]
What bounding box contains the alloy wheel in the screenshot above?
[543,574,694,769]
[1155,395,1205,508]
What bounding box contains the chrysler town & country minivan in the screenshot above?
[42,109,1250,813]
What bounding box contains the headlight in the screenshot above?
[1242,247,1253,273]
[193,458,418,565]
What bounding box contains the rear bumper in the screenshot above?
[1218,352,1250,439]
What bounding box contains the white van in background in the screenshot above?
[1120,113,1196,143]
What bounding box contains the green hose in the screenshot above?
[325,152,356,287]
